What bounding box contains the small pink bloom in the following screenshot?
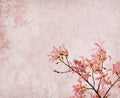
[90,93,99,98]
[48,45,68,62]
[72,83,86,96]
[73,57,87,73]
[112,62,120,75]
[99,89,109,97]
[117,84,120,89]
[96,72,111,86]
[91,43,107,65]
[70,94,85,98]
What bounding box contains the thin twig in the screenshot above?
[103,77,120,98]
[53,70,71,74]
[97,77,102,92]
[97,61,104,92]
[92,69,95,87]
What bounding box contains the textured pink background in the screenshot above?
[1,0,120,98]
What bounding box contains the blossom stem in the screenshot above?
[97,61,104,92]
[103,77,120,98]
[59,57,101,98]
[97,77,102,92]
[92,69,95,87]
[53,70,71,74]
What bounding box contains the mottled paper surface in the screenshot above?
[1,0,120,98]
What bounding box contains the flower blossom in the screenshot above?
[86,43,108,73]
[48,45,68,62]
[99,88,109,98]
[72,82,86,98]
[90,93,99,98]
[73,58,87,73]
[117,84,120,89]
[91,43,107,65]
[96,72,111,87]
[112,62,120,75]
[90,88,108,98]
[73,58,90,80]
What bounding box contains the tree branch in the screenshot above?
[59,57,101,98]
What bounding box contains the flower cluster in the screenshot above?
[48,42,120,98]
[48,45,68,62]
[112,62,120,75]
[71,82,86,98]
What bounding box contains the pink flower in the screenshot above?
[73,59,86,73]
[86,58,101,73]
[92,64,101,72]
[73,57,87,72]
[70,95,85,98]
[117,84,120,89]
[73,58,91,80]
[72,81,86,97]
[90,88,108,98]
[99,89,109,98]
[91,43,107,64]
[90,93,99,98]
[112,62,120,75]
[96,72,111,87]
[48,45,68,62]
